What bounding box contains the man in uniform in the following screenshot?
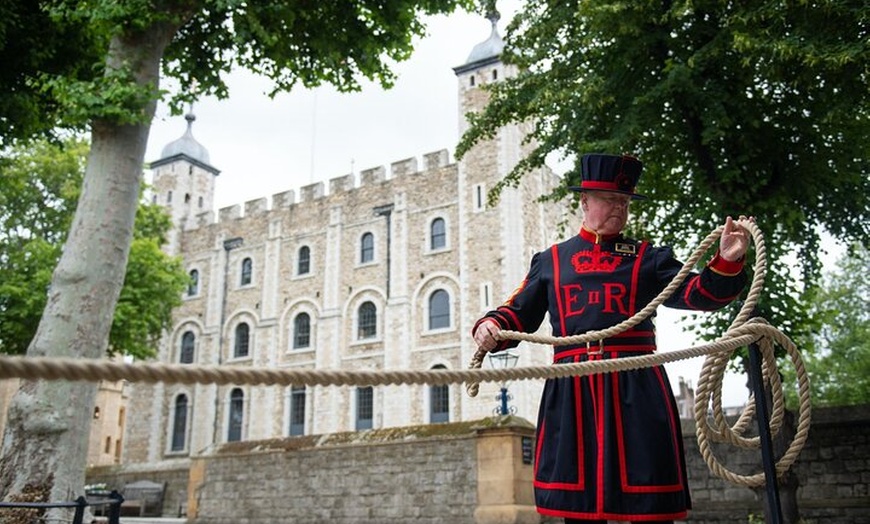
[473,153,750,523]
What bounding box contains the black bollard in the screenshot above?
[748,338,783,523]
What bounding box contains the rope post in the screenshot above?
[108,490,124,524]
[747,310,784,523]
[73,496,87,524]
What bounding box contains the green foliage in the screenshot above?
[0,137,189,358]
[784,245,870,407]
[0,1,107,145]
[111,234,187,360]
[162,0,476,111]
[0,238,58,356]
[3,0,476,136]
[39,66,160,127]
[457,0,870,344]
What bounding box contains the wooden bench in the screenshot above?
[120,480,165,517]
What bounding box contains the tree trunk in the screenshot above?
[0,19,181,521]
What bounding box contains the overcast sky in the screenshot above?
[144,3,527,211]
[143,2,771,409]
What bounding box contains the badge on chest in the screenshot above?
[615,242,637,255]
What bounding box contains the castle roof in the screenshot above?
[465,10,504,65]
[159,112,211,164]
[150,111,220,174]
[453,7,504,75]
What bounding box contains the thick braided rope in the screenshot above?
[0,338,752,387]
[463,219,811,487]
[0,222,810,486]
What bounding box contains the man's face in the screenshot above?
[581,191,631,236]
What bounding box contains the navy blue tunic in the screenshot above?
[475,227,746,521]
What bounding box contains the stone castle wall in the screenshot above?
[91,404,870,523]
[125,135,570,467]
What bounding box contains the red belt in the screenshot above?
[553,334,656,361]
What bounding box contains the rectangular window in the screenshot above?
[360,233,375,264]
[298,246,311,275]
[357,302,377,340]
[480,282,492,310]
[355,387,373,430]
[289,386,306,436]
[473,184,486,212]
[240,257,253,286]
[430,385,449,423]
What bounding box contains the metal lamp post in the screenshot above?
[488,349,519,416]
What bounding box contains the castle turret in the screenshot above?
[453,5,511,133]
[453,3,571,425]
[148,111,220,254]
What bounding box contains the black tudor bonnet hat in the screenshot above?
[568,153,647,200]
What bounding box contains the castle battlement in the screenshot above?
[179,148,453,231]
[218,204,241,222]
[244,197,269,216]
[299,181,325,202]
[329,174,354,194]
[390,157,417,178]
[272,190,295,209]
[360,166,385,185]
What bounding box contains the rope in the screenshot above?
[0,220,811,488]
[463,218,811,488]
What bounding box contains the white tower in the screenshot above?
[148,112,220,255]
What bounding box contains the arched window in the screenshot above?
[180,331,195,364]
[297,246,311,275]
[428,290,450,330]
[430,218,446,250]
[198,196,204,208]
[227,388,244,442]
[167,190,172,203]
[171,394,188,451]
[293,313,311,349]
[356,386,373,430]
[234,323,250,358]
[187,269,199,297]
[289,386,305,436]
[360,232,374,263]
[240,257,253,286]
[357,301,377,340]
[430,365,449,423]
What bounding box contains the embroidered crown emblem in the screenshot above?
[571,250,622,273]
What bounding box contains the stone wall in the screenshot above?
[87,404,870,524]
[87,461,190,518]
[187,417,537,524]
[683,403,870,524]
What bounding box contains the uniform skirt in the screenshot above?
[533,351,691,521]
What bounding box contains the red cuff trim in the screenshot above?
[708,250,744,276]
